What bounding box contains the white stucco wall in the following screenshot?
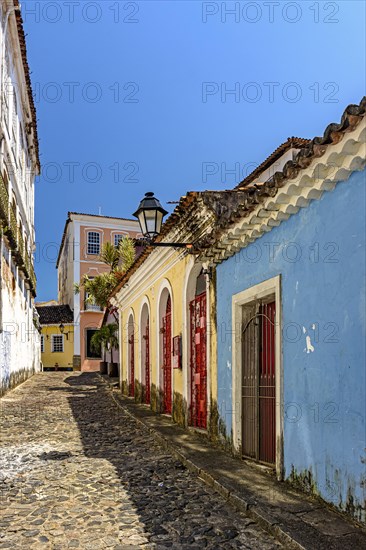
[0,1,41,394]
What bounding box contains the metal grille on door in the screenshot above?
[241,300,276,465]
[190,292,207,429]
[129,332,135,397]
[162,296,172,414]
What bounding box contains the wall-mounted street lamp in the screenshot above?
[59,323,69,340]
[133,192,194,250]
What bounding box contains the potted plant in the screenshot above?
[104,323,119,377]
[90,328,108,374]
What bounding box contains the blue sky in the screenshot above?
[22,0,365,301]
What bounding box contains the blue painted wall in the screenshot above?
[216,168,366,519]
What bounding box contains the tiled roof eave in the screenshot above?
[201,114,366,266]
[36,305,74,325]
[235,136,311,189]
[68,212,137,222]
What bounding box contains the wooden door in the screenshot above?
[190,292,207,429]
[242,300,276,465]
[162,296,172,414]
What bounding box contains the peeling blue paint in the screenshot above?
[216,168,366,520]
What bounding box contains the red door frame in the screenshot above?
[144,322,150,404]
[162,296,172,414]
[129,332,135,397]
[189,292,207,429]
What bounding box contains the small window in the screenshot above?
[114,234,124,248]
[87,231,100,255]
[52,335,64,353]
[41,335,44,353]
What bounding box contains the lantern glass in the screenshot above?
[155,210,164,234]
[137,210,148,236]
[133,192,168,239]
[145,210,157,236]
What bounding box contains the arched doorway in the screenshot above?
[140,303,150,405]
[189,269,207,429]
[127,314,135,397]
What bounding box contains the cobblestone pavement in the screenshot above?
[0,373,282,549]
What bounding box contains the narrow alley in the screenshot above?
[0,373,281,549]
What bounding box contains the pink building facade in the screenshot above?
[56,212,140,371]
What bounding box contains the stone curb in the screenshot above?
[100,377,304,550]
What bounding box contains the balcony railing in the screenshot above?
[85,302,103,312]
[0,174,37,296]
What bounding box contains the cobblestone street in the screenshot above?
[0,373,282,549]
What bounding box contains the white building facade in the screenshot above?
[0,0,40,395]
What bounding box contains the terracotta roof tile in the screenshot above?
[110,97,366,296]
[36,305,74,325]
[68,212,136,222]
[235,136,311,189]
[199,97,366,253]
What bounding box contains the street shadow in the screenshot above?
[63,372,218,548]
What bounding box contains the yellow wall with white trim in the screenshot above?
[41,325,74,370]
[117,250,217,429]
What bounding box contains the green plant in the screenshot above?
[74,236,135,311]
[104,323,119,364]
[90,327,108,361]
[90,323,119,364]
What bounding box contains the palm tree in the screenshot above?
[74,236,135,311]
[99,241,120,272]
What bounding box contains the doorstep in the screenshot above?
[100,376,366,550]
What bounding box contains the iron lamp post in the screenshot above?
[133,192,194,250]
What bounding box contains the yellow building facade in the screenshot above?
[111,193,219,436]
[36,305,75,371]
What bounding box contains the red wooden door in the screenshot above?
[129,332,135,397]
[162,296,172,414]
[144,322,150,404]
[190,292,207,429]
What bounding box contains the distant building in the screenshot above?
[0,0,40,395]
[36,299,59,307]
[56,212,140,371]
[36,304,74,371]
